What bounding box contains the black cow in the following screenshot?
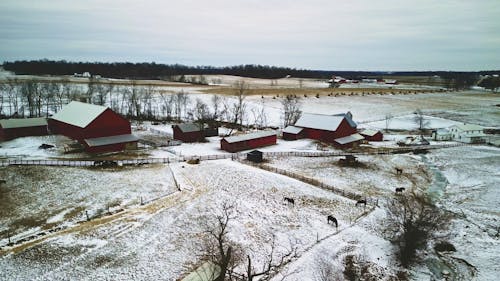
[284,197,295,206]
[395,187,405,193]
[355,199,367,207]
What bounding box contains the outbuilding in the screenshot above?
[221,131,277,153]
[333,133,365,149]
[48,101,136,153]
[172,123,219,143]
[0,118,48,141]
[247,150,263,163]
[359,129,383,141]
[282,126,305,140]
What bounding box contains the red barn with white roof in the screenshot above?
[221,131,277,153]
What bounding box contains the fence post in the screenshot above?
[86,210,90,221]
[140,196,144,205]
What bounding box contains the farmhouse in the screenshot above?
[0,118,48,141]
[48,101,137,153]
[221,131,277,153]
[286,112,357,144]
[172,123,218,143]
[359,129,383,141]
[449,123,486,143]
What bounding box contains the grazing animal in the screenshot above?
[395,168,403,175]
[284,197,295,206]
[327,215,338,227]
[395,187,405,193]
[355,199,367,207]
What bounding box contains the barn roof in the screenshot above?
[451,123,484,132]
[283,126,304,134]
[50,101,108,128]
[83,134,138,147]
[223,131,276,144]
[294,113,356,132]
[359,129,380,137]
[334,133,364,145]
[174,123,207,133]
[0,117,47,129]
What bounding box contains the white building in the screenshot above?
[449,124,486,143]
[431,128,452,141]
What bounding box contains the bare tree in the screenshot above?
[211,94,221,121]
[386,192,450,267]
[5,78,20,116]
[413,109,429,132]
[231,80,248,127]
[281,95,302,128]
[250,100,268,129]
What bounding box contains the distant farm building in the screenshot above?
[48,101,137,153]
[286,112,359,148]
[0,118,48,141]
[221,131,277,153]
[359,129,383,141]
[172,123,218,143]
[282,126,305,140]
[431,128,452,141]
[334,133,365,149]
[449,124,486,143]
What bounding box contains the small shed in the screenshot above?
[0,118,48,141]
[431,129,452,141]
[282,126,304,140]
[334,133,365,149]
[359,129,383,141]
[173,123,219,143]
[247,150,263,163]
[221,131,277,153]
[83,134,139,153]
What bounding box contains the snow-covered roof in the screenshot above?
[0,117,47,129]
[223,131,276,144]
[334,133,364,145]
[174,123,207,133]
[84,134,138,147]
[359,129,380,137]
[50,101,108,128]
[451,123,484,132]
[283,126,304,134]
[295,113,356,132]
[435,128,451,134]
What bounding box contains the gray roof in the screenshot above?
[283,126,304,134]
[334,133,364,145]
[84,134,138,147]
[223,131,276,144]
[174,123,207,133]
[295,113,356,132]
[451,124,484,132]
[0,117,47,129]
[51,101,108,128]
[359,129,380,137]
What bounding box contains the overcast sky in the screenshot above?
[1,0,499,71]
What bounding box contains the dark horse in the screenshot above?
[284,197,295,206]
[395,167,403,175]
[355,199,367,207]
[327,215,338,227]
[395,187,405,193]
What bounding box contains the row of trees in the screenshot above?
[0,78,303,131]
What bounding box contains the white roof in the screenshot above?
[294,113,345,131]
[223,131,276,144]
[334,133,364,145]
[452,124,484,131]
[84,134,138,147]
[359,129,380,137]
[0,118,47,129]
[51,101,108,128]
[283,126,304,134]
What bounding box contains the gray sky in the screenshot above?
[1,0,499,71]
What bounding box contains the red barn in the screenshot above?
[172,123,219,143]
[282,126,305,140]
[290,112,357,143]
[333,133,365,149]
[0,118,48,141]
[48,101,137,153]
[221,131,277,153]
[360,129,383,141]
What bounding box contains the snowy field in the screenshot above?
[0,76,499,280]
